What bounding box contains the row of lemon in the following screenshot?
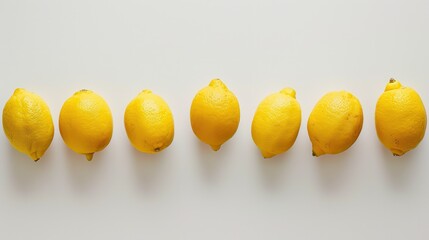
[2,79,426,161]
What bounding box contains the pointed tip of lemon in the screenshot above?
[210,145,221,151]
[29,152,40,161]
[261,150,276,159]
[76,89,92,95]
[391,149,405,157]
[385,78,402,91]
[209,79,226,88]
[85,153,94,161]
[280,88,296,98]
[311,143,327,157]
[312,150,323,157]
[13,88,26,95]
[140,89,152,95]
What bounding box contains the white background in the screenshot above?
[0,0,428,239]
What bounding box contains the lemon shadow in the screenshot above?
[131,145,168,194]
[257,147,291,190]
[64,144,106,193]
[7,145,53,193]
[195,138,229,183]
[315,150,352,192]
[380,145,418,189]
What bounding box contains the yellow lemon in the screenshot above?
[59,89,113,160]
[251,88,301,158]
[190,79,240,151]
[124,90,174,153]
[307,91,363,157]
[375,79,427,156]
[2,88,54,161]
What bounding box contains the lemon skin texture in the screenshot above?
[190,79,240,151]
[251,88,301,158]
[59,90,113,160]
[124,90,174,153]
[375,79,427,156]
[307,91,364,157]
[2,88,54,161]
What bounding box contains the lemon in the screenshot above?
[59,89,113,160]
[307,91,363,157]
[124,90,174,153]
[2,88,54,161]
[375,78,427,156]
[190,79,240,151]
[251,88,301,158]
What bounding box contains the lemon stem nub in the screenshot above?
[86,153,94,161]
[312,146,324,157]
[154,147,161,152]
[389,78,396,83]
[261,150,276,159]
[280,88,296,98]
[210,145,221,151]
[30,152,40,161]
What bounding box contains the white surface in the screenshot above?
[0,0,428,239]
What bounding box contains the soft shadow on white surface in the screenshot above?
[257,147,291,190]
[7,145,52,193]
[380,146,418,189]
[196,138,229,183]
[131,145,168,194]
[316,150,352,192]
[64,145,105,192]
